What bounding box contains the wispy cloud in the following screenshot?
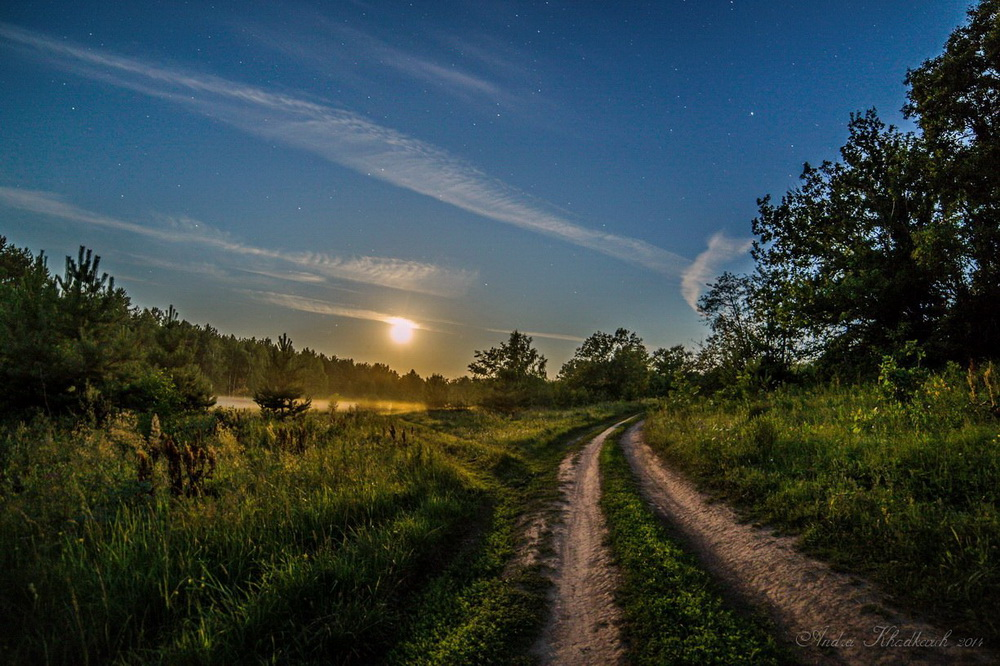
[0,186,475,296]
[0,23,691,277]
[250,18,505,104]
[118,253,233,281]
[486,327,585,343]
[680,232,753,311]
[234,268,329,285]
[245,291,403,325]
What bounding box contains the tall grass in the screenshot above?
[644,366,1000,642]
[0,403,632,663]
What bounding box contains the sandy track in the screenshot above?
[620,421,993,665]
[532,421,631,665]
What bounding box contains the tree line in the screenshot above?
[0,233,697,418]
[0,237,690,419]
[0,239,480,420]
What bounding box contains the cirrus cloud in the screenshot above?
[680,232,753,311]
[0,22,691,278]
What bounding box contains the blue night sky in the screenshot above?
[0,1,970,377]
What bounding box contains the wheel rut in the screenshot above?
[531,420,631,665]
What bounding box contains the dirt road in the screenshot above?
[620,421,991,665]
[532,421,631,665]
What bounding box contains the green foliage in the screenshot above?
[0,244,139,417]
[0,404,630,664]
[698,3,1000,377]
[644,379,1000,641]
[600,431,785,665]
[906,0,1000,359]
[469,331,550,411]
[877,340,929,404]
[696,272,794,393]
[750,111,951,372]
[424,373,451,409]
[253,333,312,418]
[649,344,696,396]
[559,328,650,401]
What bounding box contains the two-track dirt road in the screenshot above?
[530,419,992,665]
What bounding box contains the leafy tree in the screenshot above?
[750,111,953,372]
[399,369,424,401]
[253,333,312,418]
[558,328,650,401]
[424,373,450,409]
[469,331,548,410]
[469,330,548,383]
[649,345,696,396]
[905,0,1000,359]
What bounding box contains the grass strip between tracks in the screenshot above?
[600,427,790,665]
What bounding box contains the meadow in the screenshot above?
[0,403,632,664]
[643,363,1000,643]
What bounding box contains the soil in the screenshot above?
[530,421,631,665]
[619,420,994,666]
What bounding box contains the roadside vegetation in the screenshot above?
[633,1,1000,645]
[600,428,788,665]
[0,403,631,663]
[644,361,1000,643]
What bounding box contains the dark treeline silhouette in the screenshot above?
[466,329,692,411]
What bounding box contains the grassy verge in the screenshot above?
[387,405,636,665]
[644,377,1000,642]
[0,403,634,663]
[599,428,787,665]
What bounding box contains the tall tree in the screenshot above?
[750,111,953,371]
[906,0,1000,358]
[696,272,797,389]
[469,331,548,410]
[649,345,696,396]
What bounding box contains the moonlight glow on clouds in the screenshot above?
[0,187,474,297]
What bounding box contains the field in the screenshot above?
[0,403,632,664]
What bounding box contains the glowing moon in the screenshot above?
[388,317,416,344]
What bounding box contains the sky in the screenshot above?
[0,0,972,378]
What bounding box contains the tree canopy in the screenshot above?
[559,328,650,401]
[699,1,1000,380]
[469,331,549,410]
